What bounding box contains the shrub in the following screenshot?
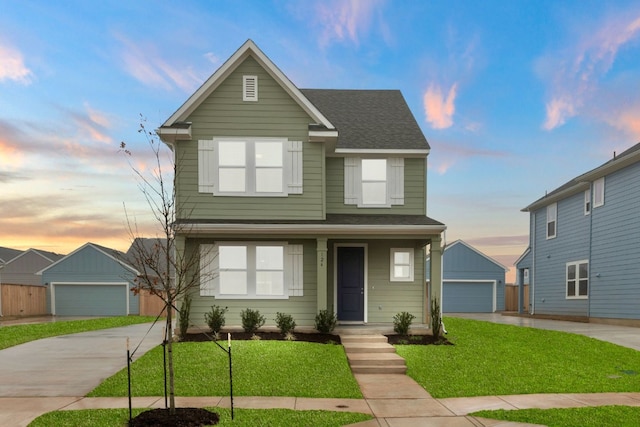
[275,312,296,335]
[314,309,337,333]
[178,293,192,338]
[430,297,442,340]
[393,311,415,335]
[241,308,265,333]
[204,305,228,334]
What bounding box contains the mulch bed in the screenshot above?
[182,331,342,344]
[385,334,453,345]
[129,407,219,427]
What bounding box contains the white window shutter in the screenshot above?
[286,244,304,296]
[198,140,216,193]
[199,244,218,297]
[389,158,404,205]
[287,141,303,194]
[344,157,359,205]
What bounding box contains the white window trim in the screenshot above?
[566,260,589,300]
[199,242,303,300]
[584,190,591,215]
[593,177,605,208]
[344,157,404,208]
[390,248,414,282]
[243,75,258,101]
[546,203,557,239]
[198,137,303,197]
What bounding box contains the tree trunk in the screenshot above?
[166,304,176,414]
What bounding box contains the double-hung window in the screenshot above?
[344,157,404,207]
[200,242,303,299]
[566,260,588,299]
[546,203,557,239]
[584,190,591,215]
[390,248,414,282]
[198,137,302,196]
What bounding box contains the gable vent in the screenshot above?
[243,75,258,101]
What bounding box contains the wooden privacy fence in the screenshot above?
[1,284,47,317]
[139,289,170,317]
[505,284,530,312]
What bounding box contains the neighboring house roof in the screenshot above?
[523,141,640,212]
[426,239,509,272]
[0,247,23,264]
[3,248,64,266]
[300,89,430,152]
[37,242,139,275]
[125,237,172,279]
[158,39,334,142]
[514,247,531,266]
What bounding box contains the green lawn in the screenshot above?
[29,407,372,427]
[0,316,157,350]
[89,340,362,398]
[396,317,640,398]
[472,405,640,427]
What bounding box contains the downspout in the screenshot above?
[0,264,3,317]
[588,184,593,318]
[440,231,447,334]
[531,212,536,315]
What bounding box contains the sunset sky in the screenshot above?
[2,1,640,282]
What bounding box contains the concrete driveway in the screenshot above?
[0,321,164,397]
[447,313,640,351]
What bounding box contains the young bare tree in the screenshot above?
[121,118,202,414]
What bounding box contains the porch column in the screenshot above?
[316,238,328,312]
[428,235,443,328]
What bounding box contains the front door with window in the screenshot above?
[337,246,365,321]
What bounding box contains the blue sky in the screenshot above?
[2,0,640,281]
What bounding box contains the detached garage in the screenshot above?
[427,240,508,313]
[39,243,140,316]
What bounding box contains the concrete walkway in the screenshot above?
[2,316,640,426]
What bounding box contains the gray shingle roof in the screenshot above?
[301,89,429,151]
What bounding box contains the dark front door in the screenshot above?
[337,246,365,321]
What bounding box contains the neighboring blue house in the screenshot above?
[427,240,508,313]
[516,142,640,324]
[39,243,140,316]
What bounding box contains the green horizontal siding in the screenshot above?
[176,56,324,221]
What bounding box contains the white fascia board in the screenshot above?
[522,181,590,212]
[162,40,335,130]
[335,148,430,156]
[156,125,192,143]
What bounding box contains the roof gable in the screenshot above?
[160,40,333,134]
[0,247,23,264]
[435,240,509,272]
[37,242,138,275]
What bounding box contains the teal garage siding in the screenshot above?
[52,283,129,316]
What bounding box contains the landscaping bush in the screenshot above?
[393,311,415,335]
[241,308,265,333]
[314,309,337,333]
[178,293,192,338]
[204,305,228,335]
[275,312,296,335]
[430,298,442,339]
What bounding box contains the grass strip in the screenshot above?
[29,407,372,427]
[396,317,640,398]
[0,316,157,350]
[89,340,362,398]
[472,405,640,427]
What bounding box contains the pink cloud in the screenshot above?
[423,83,458,129]
[314,0,386,48]
[116,34,204,93]
[540,11,640,130]
[0,40,33,84]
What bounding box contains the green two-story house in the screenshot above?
[158,40,446,328]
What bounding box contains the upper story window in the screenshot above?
[344,157,404,208]
[584,190,591,215]
[243,75,258,101]
[593,177,605,208]
[546,203,557,239]
[198,138,302,197]
[566,260,588,299]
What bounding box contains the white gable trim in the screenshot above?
[162,40,334,130]
[428,240,509,272]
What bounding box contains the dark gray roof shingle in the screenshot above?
[301,89,429,151]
